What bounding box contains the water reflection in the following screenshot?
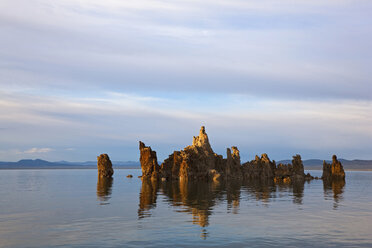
[242,179,305,205]
[242,179,276,203]
[138,179,159,218]
[96,177,113,204]
[137,178,329,228]
[323,179,345,209]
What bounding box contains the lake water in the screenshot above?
[0,169,371,247]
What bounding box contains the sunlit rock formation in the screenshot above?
[322,155,345,180]
[273,155,313,182]
[149,126,226,181]
[97,154,114,178]
[139,142,159,179]
[242,154,275,179]
[226,147,243,179]
[321,156,345,209]
[138,126,327,182]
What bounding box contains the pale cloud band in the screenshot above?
[23,147,54,154]
[0,90,371,161]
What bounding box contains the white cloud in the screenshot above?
[0,90,371,161]
[0,0,371,99]
[23,148,54,154]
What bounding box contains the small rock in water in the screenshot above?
[126,174,133,178]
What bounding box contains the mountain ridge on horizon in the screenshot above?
[0,159,140,169]
[1,158,372,170]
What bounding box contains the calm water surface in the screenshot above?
[0,169,371,247]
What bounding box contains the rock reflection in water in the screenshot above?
[137,178,324,228]
[323,179,345,209]
[161,179,223,227]
[242,178,275,203]
[96,177,113,204]
[138,179,159,218]
[241,178,305,205]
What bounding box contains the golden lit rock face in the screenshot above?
[331,155,346,178]
[139,142,159,179]
[139,126,313,181]
[141,126,224,181]
[322,155,345,180]
[192,126,213,154]
[97,153,114,178]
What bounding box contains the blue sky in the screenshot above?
[0,0,371,162]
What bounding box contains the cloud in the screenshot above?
[0,90,371,161]
[0,1,371,161]
[0,0,371,100]
[23,148,54,154]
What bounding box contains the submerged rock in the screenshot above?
[97,154,114,178]
[322,155,345,180]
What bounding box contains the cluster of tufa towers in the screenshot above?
[96,126,345,183]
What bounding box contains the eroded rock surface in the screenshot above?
[242,154,275,179]
[139,126,327,182]
[322,155,345,180]
[159,127,223,180]
[139,142,159,179]
[226,147,242,179]
[97,154,114,178]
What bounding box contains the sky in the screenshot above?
[0,0,371,162]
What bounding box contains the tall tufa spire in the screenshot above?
[192,126,213,153]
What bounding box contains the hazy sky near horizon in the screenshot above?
[0,0,371,162]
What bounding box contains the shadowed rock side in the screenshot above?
[139,126,318,182]
[322,155,346,180]
[97,154,114,178]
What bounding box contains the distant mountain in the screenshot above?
[0,159,140,169]
[277,159,372,170]
[1,158,371,170]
